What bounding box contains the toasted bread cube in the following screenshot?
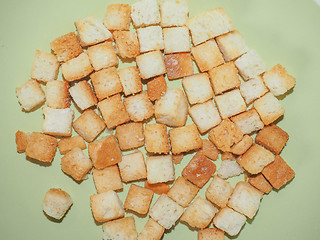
[90,190,124,223]
[88,135,122,169]
[154,88,188,127]
[138,218,165,240]
[186,8,233,46]
[253,92,285,125]
[239,76,269,104]
[217,160,244,179]
[181,196,218,229]
[262,155,295,189]
[248,173,272,194]
[182,153,216,188]
[145,181,170,195]
[208,119,243,152]
[124,91,154,122]
[160,0,188,27]
[50,32,83,62]
[147,75,167,101]
[103,216,138,240]
[131,0,160,28]
[75,16,112,47]
[119,66,142,96]
[61,53,93,82]
[15,130,29,153]
[167,176,199,207]
[164,52,193,80]
[16,79,45,112]
[214,89,246,119]
[237,144,275,174]
[230,108,264,135]
[93,166,123,193]
[103,4,131,31]
[118,150,147,182]
[42,188,72,220]
[42,107,74,137]
[115,122,144,150]
[198,228,225,240]
[136,50,166,79]
[213,207,246,236]
[169,124,202,154]
[163,26,191,54]
[58,136,86,155]
[87,42,118,71]
[206,176,233,208]
[146,155,175,184]
[46,81,70,109]
[113,30,140,59]
[145,123,170,154]
[230,135,253,155]
[69,80,97,111]
[198,139,220,161]
[149,194,184,229]
[182,73,214,105]
[137,26,164,53]
[124,184,153,214]
[31,50,59,82]
[208,62,241,95]
[98,94,130,129]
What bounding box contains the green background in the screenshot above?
[1,0,320,239]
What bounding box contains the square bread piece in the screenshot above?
[69,80,97,111]
[262,155,295,189]
[131,0,160,28]
[90,67,123,101]
[50,32,83,62]
[230,134,253,155]
[145,181,170,195]
[103,216,138,240]
[119,66,142,96]
[124,91,154,122]
[154,88,188,127]
[16,79,45,112]
[234,50,266,80]
[213,207,246,236]
[90,190,125,223]
[208,62,241,95]
[237,144,275,174]
[217,159,244,179]
[255,124,289,155]
[31,50,59,82]
[137,26,164,53]
[253,92,285,125]
[182,73,214,105]
[88,135,122,169]
[113,30,140,59]
[167,176,199,207]
[147,75,167,101]
[115,122,144,150]
[206,175,233,208]
[164,52,194,80]
[124,184,154,215]
[42,107,74,137]
[118,150,147,182]
[87,42,118,71]
[230,108,264,135]
[61,53,93,82]
[169,124,202,155]
[189,100,222,134]
[42,188,73,220]
[160,0,189,27]
[146,155,175,184]
[15,130,29,153]
[181,196,218,229]
[136,50,166,79]
[73,109,106,143]
[93,166,123,193]
[239,76,269,104]
[98,94,130,129]
[149,194,184,229]
[186,8,233,46]
[61,147,93,181]
[198,228,225,240]
[198,139,220,161]
[103,4,131,31]
[46,81,70,109]
[216,30,249,62]
[248,173,272,194]
[75,15,112,47]
[182,153,216,188]
[163,26,191,54]
[145,123,170,154]
[138,218,165,240]
[214,89,247,119]
[58,136,86,155]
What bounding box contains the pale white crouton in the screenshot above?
[146,155,175,184]
[131,0,160,28]
[69,80,97,111]
[103,4,131,31]
[137,26,164,53]
[217,160,244,179]
[93,166,123,193]
[206,175,233,208]
[118,66,142,96]
[239,76,269,104]
[136,50,166,79]
[138,218,165,240]
[31,50,59,82]
[87,42,118,71]
[230,108,264,135]
[124,91,154,122]
[103,216,138,240]
[163,26,191,54]
[160,0,189,27]
[46,81,70,109]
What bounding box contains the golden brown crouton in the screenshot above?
[248,173,272,194]
[164,52,194,80]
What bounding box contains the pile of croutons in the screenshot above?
[15,0,296,239]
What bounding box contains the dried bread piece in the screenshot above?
[248,173,272,194]
[69,80,97,111]
[131,0,160,28]
[124,91,154,122]
[15,130,30,153]
[92,166,123,193]
[163,26,191,54]
[113,30,140,59]
[87,42,118,71]
[138,218,165,240]
[46,81,70,109]
[198,228,225,240]
[136,50,166,79]
[115,122,144,150]
[160,0,189,27]
[137,26,164,53]
[103,4,131,31]
[147,75,167,101]
[103,216,138,240]
[118,66,142,96]
[146,155,175,184]
[230,108,264,135]
[124,184,153,215]
[164,52,194,80]
[206,175,233,208]
[239,76,269,104]
[144,123,170,154]
[217,160,244,179]
[145,181,170,195]
[31,50,59,83]
[198,139,220,161]
[230,135,253,155]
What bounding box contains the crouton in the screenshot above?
[124,184,153,214]
[145,181,170,195]
[146,155,175,184]
[206,175,233,208]
[118,150,147,182]
[136,50,166,79]
[217,160,244,179]
[230,108,264,135]
[46,81,70,109]
[118,66,142,96]
[113,30,140,59]
[230,135,253,155]
[124,91,154,122]
[15,130,29,153]
[87,42,118,71]
[160,0,189,27]
[248,173,272,194]
[147,75,167,101]
[239,76,269,104]
[115,122,144,150]
[145,123,170,154]
[164,52,194,80]
[131,0,160,28]
[163,26,191,54]
[198,139,220,161]
[198,228,225,240]
[58,136,86,155]
[69,80,97,111]
[92,166,123,193]
[138,218,165,240]
[137,26,164,53]
[31,50,59,82]
[61,53,93,82]
[221,152,235,161]
[102,216,138,240]
[103,4,131,31]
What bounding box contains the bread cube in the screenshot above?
[15,130,29,153]
[248,173,272,194]
[113,30,140,59]
[198,228,225,240]
[221,152,236,161]
[50,32,83,62]
[124,184,153,214]
[131,0,160,28]
[75,15,112,47]
[31,50,59,82]
[93,166,123,193]
[115,122,144,150]
[149,194,184,229]
[137,26,164,53]
[42,188,72,220]
[90,190,124,222]
[239,76,269,104]
[154,88,188,127]
[103,216,138,240]
[147,75,167,101]
[98,94,130,129]
[138,218,165,240]
[145,181,170,195]
[136,50,166,79]
[217,160,244,179]
[118,150,147,182]
[146,155,175,184]
[58,136,86,155]
[253,92,285,125]
[164,52,194,80]
[61,53,93,82]
[169,124,202,154]
[69,80,97,111]
[182,73,214,105]
[230,108,264,135]
[198,139,220,161]
[119,66,142,96]
[160,0,188,27]
[167,176,199,207]
[103,4,131,31]
[16,79,45,112]
[124,91,154,122]
[208,62,241,95]
[230,135,253,155]
[214,89,247,119]
[163,26,191,54]
[87,42,118,71]
[145,123,170,154]
[42,107,74,137]
[206,175,233,208]
[46,81,70,109]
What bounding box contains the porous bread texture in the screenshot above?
[15,130,29,153]
[69,80,97,111]
[137,26,164,53]
[93,166,123,193]
[115,122,144,150]
[198,228,225,240]
[131,0,160,28]
[137,218,165,240]
[103,216,138,240]
[118,66,142,96]
[103,4,131,31]
[230,108,264,135]
[31,50,59,82]
[136,50,166,80]
[144,123,170,154]
[124,91,154,122]
[163,26,191,54]
[160,0,189,27]
[113,30,140,59]
[239,76,269,104]
[217,160,244,179]
[146,155,175,184]
[87,42,118,71]
[58,136,86,155]
[46,81,70,109]
[206,175,233,208]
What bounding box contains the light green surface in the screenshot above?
[0,0,320,239]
